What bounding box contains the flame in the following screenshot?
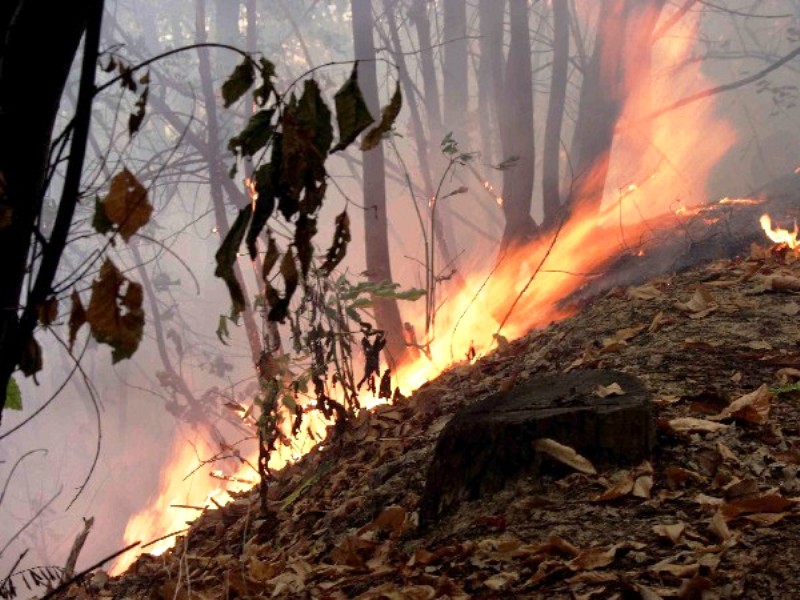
[760,214,800,249]
[481,179,504,207]
[113,5,737,575]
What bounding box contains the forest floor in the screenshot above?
[55,242,800,600]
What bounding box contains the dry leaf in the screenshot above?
[358,505,407,538]
[667,417,728,433]
[592,472,634,501]
[653,522,685,544]
[722,493,793,519]
[595,382,625,398]
[483,572,518,591]
[715,384,772,424]
[675,286,718,317]
[648,310,674,333]
[533,438,597,475]
[746,340,773,351]
[627,284,663,300]
[570,545,620,571]
[649,559,699,578]
[780,301,800,316]
[101,168,153,242]
[709,510,732,541]
[633,475,653,498]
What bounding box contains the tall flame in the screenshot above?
[113,5,736,574]
[761,214,800,249]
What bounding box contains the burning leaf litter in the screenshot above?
[49,240,800,599]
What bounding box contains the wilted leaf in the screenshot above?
[592,472,634,502]
[533,438,597,475]
[320,210,351,276]
[358,505,406,538]
[297,79,333,156]
[595,382,625,398]
[484,572,518,591]
[361,82,402,151]
[709,510,732,541]
[627,284,663,300]
[101,169,153,242]
[570,545,620,570]
[19,335,42,376]
[633,475,653,498]
[5,377,22,411]
[37,296,58,327]
[221,56,255,107]
[214,204,252,315]
[92,196,113,234]
[666,417,728,433]
[128,84,148,138]
[714,384,771,424]
[228,109,275,158]
[68,290,87,350]
[253,58,276,106]
[332,63,375,152]
[675,286,718,318]
[652,522,685,544]
[86,259,145,363]
[721,493,793,519]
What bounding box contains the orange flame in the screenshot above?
[760,214,800,249]
[113,5,736,574]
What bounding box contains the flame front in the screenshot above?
[113,5,737,574]
[761,214,800,249]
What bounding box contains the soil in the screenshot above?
[52,242,800,599]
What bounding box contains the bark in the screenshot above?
[498,0,538,250]
[408,0,442,136]
[351,0,409,368]
[442,0,468,145]
[196,0,262,365]
[0,0,96,416]
[541,0,569,227]
[477,0,504,164]
[567,0,665,216]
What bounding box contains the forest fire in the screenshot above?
[112,6,736,575]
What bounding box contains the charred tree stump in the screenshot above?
[419,369,654,527]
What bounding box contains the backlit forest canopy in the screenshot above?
[2,0,800,589]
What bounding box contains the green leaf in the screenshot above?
[361,82,402,151]
[228,109,275,158]
[222,56,255,108]
[320,210,351,275]
[390,287,426,302]
[6,376,22,410]
[214,204,253,315]
[331,62,375,152]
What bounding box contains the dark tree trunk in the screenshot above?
[567,0,665,215]
[477,0,504,164]
[0,0,96,416]
[352,0,409,368]
[541,0,569,227]
[499,0,538,250]
[408,0,442,137]
[442,0,468,146]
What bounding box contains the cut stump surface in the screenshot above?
[419,369,655,527]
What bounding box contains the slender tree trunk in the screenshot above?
[499,0,538,250]
[408,0,442,137]
[477,0,504,164]
[442,0,468,145]
[351,0,409,368]
[542,0,569,227]
[0,0,96,416]
[196,0,262,365]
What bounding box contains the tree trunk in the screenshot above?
[442,0,468,146]
[0,0,95,416]
[408,0,442,137]
[477,0,504,164]
[541,0,569,227]
[352,0,409,368]
[498,0,538,250]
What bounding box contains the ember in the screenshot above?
[761,214,800,250]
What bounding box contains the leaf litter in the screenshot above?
[57,245,800,599]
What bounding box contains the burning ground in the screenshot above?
[44,238,800,599]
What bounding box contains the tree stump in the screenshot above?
[419,369,655,527]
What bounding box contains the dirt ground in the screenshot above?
[53,242,800,599]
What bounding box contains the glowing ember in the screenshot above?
[717,197,762,206]
[760,214,800,250]
[482,179,504,207]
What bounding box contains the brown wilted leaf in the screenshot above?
[483,571,519,591]
[569,544,620,571]
[101,168,153,242]
[722,493,794,519]
[667,417,728,433]
[648,310,674,333]
[594,382,625,398]
[358,505,406,538]
[331,535,377,568]
[592,472,634,502]
[714,384,772,424]
[68,290,86,351]
[709,510,732,541]
[533,438,597,475]
[780,301,800,316]
[675,286,718,318]
[627,284,663,300]
[633,475,653,499]
[652,522,685,544]
[759,274,800,292]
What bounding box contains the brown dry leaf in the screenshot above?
[331,535,377,568]
[665,466,705,488]
[652,522,685,544]
[722,493,794,519]
[654,395,681,405]
[483,572,519,591]
[599,339,627,354]
[570,544,620,571]
[633,475,653,499]
[667,417,728,433]
[715,384,772,424]
[716,441,740,464]
[634,584,666,600]
[694,493,725,508]
[595,382,625,398]
[762,274,800,292]
[743,513,787,526]
[675,286,718,317]
[250,556,284,582]
[709,510,732,541]
[647,310,672,333]
[592,472,634,502]
[615,325,646,341]
[533,438,597,475]
[777,367,800,385]
[358,505,406,538]
[546,534,581,557]
[407,548,436,567]
[649,559,699,578]
[628,283,664,300]
[780,301,800,316]
[723,478,759,500]
[746,340,773,351]
[731,371,742,383]
[102,168,153,242]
